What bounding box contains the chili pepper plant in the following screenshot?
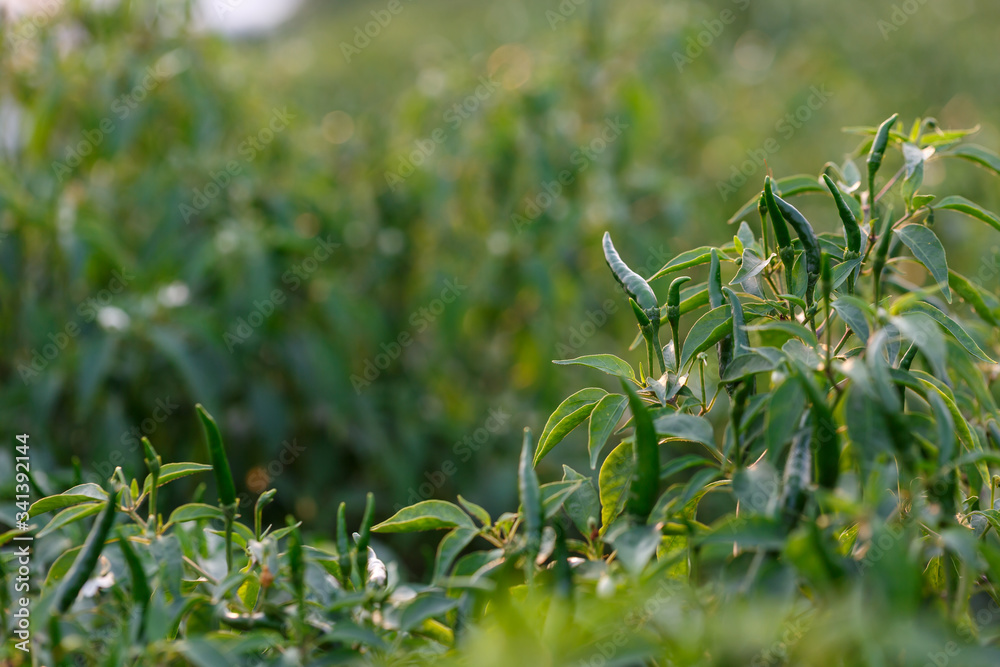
[7,115,1000,665]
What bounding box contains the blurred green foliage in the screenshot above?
[3,0,1000,546]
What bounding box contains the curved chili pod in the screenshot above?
[867,113,899,196]
[519,428,543,555]
[708,249,724,309]
[722,287,750,357]
[336,501,351,584]
[710,250,734,393]
[821,252,833,304]
[822,174,861,255]
[872,211,895,304]
[763,176,792,250]
[57,489,117,613]
[603,232,657,312]
[772,193,821,305]
[667,276,692,368]
[117,530,151,637]
[779,413,812,528]
[622,380,659,522]
[196,404,237,508]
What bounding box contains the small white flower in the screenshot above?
[97,306,130,332]
[157,281,190,308]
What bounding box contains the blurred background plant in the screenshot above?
[2,0,1000,573]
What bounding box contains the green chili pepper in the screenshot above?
[772,193,821,306]
[603,232,657,311]
[622,380,659,522]
[197,404,237,573]
[57,488,117,613]
[757,192,770,257]
[355,492,375,578]
[254,488,277,540]
[116,529,151,637]
[872,210,895,306]
[779,413,812,528]
[196,404,236,508]
[287,516,305,630]
[710,250,734,393]
[867,113,899,199]
[722,287,750,357]
[667,276,691,369]
[336,501,351,584]
[821,253,833,303]
[763,176,795,278]
[822,174,861,255]
[142,437,161,530]
[708,249,724,309]
[604,232,665,377]
[519,428,543,560]
[794,370,839,490]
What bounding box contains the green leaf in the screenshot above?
[588,394,629,469]
[562,465,601,537]
[894,301,995,362]
[949,270,1000,327]
[934,195,1000,233]
[29,483,108,517]
[553,354,635,380]
[894,224,951,302]
[598,440,634,532]
[623,381,659,522]
[831,257,862,291]
[766,380,807,462]
[534,388,608,466]
[831,297,872,344]
[941,143,1000,177]
[607,523,661,576]
[540,480,584,519]
[433,527,479,582]
[167,503,225,525]
[37,503,104,538]
[653,413,717,453]
[142,463,214,495]
[399,594,461,632]
[649,246,716,281]
[372,500,475,533]
[679,300,772,369]
[745,320,818,347]
[730,249,775,286]
[457,495,491,528]
[721,352,778,382]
